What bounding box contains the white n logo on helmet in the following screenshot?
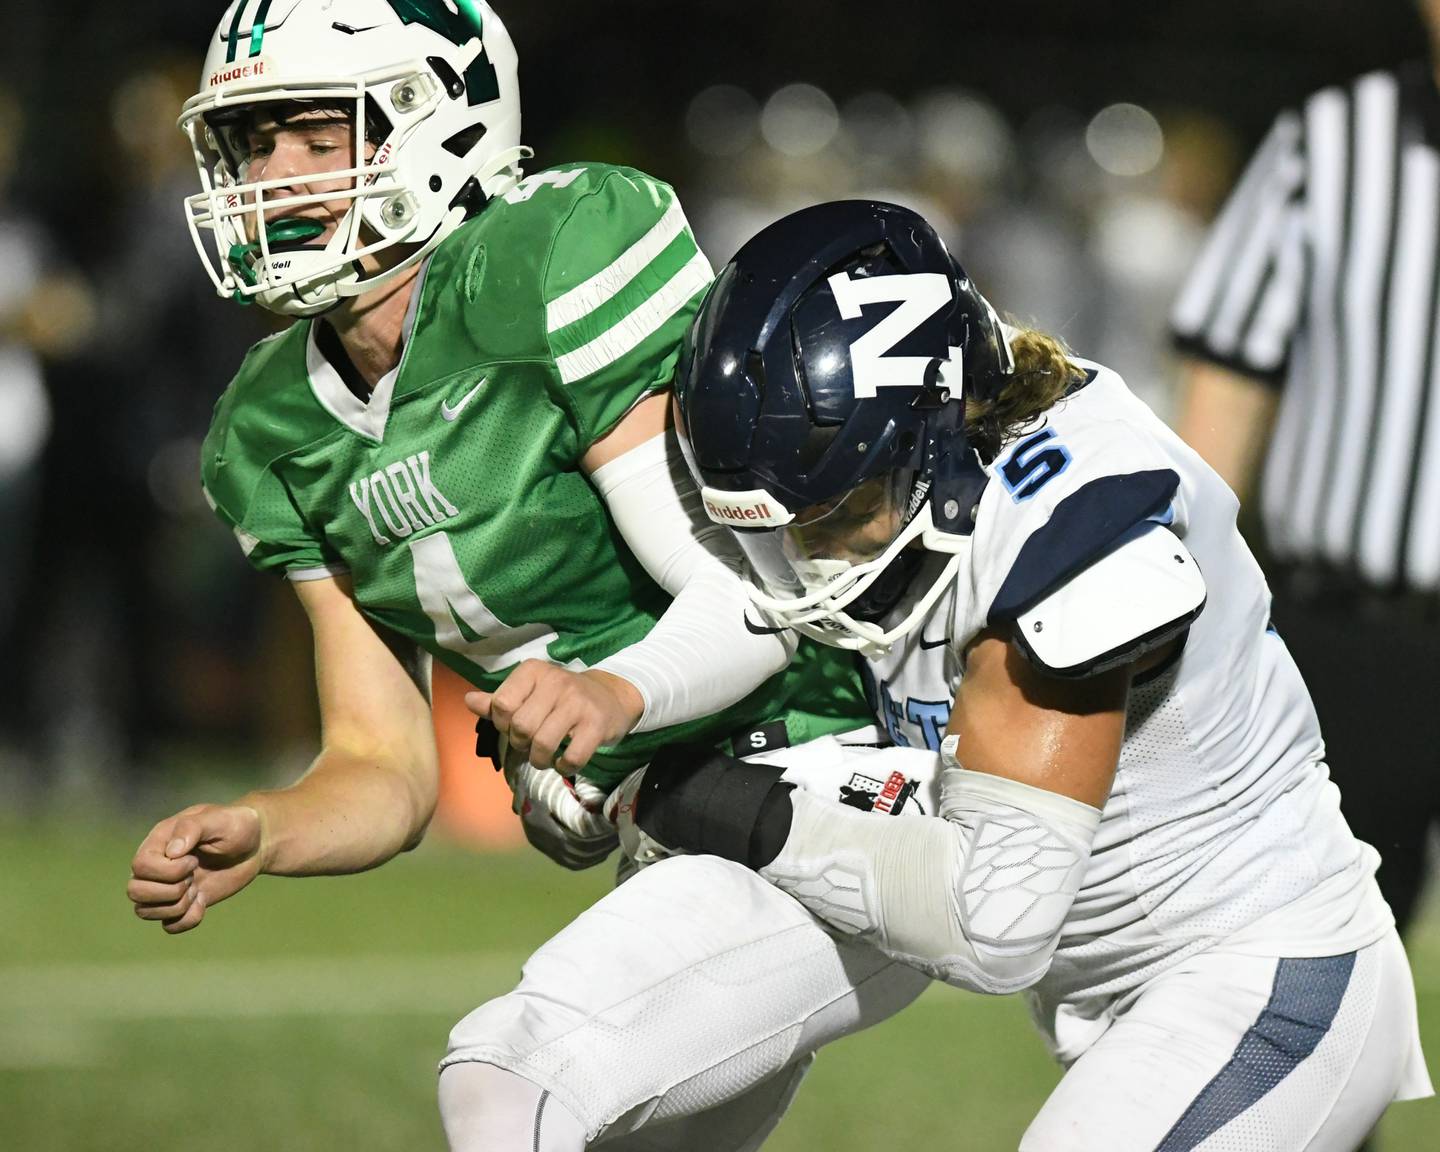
[828,271,952,399]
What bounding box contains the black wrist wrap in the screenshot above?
[635,742,794,869]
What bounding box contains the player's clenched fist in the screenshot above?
[128,803,265,934]
[466,661,644,773]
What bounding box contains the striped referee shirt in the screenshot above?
[1172,62,1440,593]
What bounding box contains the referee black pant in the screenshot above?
[1270,573,1440,936]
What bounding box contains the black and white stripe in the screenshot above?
[1173,63,1440,592]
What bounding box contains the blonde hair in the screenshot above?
[963,326,1086,461]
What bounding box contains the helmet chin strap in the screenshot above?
[257,256,358,317]
[226,216,327,294]
[477,144,531,198]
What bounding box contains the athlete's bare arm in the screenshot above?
[127,574,439,933]
[1176,360,1279,504]
[950,629,1134,807]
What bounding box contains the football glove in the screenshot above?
[606,764,680,868]
[503,754,618,871]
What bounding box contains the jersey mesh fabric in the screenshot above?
[1041,665,1334,1011]
[1123,671,1317,936]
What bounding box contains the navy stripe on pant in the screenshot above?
[1155,953,1357,1151]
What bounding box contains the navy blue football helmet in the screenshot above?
[675,199,1012,653]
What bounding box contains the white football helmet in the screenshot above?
[180,0,525,317]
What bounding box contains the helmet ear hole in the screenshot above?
[360,95,392,147]
[744,350,768,399]
[441,123,488,157]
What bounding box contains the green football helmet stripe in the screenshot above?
[386,0,498,106]
[224,0,274,64]
[452,0,486,36]
[387,0,479,45]
[224,0,248,64]
[248,0,275,56]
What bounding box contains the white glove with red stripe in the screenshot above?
[503,754,618,870]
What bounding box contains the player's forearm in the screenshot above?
[1177,361,1279,503]
[758,772,1099,993]
[590,430,796,731]
[241,745,438,877]
[597,567,795,732]
[629,750,1100,994]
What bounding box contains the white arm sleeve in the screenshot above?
[588,431,798,733]
[760,766,1102,994]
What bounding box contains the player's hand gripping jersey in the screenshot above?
[201,166,865,788]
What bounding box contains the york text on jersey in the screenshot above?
[349,451,460,546]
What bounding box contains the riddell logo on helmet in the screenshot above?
[700,487,794,528]
[705,499,774,523]
[364,142,395,188]
[209,59,267,88]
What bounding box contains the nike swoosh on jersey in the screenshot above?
[441,378,488,421]
[918,634,950,650]
[743,613,789,636]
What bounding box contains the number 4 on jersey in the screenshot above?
[410,532,573,673]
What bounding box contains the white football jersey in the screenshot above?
[864,361,1392,1053]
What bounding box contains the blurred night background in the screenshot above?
[0,0,1428,808]
[0,2,1436,1150]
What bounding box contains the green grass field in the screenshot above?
[3,818,1436,1151]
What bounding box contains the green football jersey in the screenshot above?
[202,163,867,787]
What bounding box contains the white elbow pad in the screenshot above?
[760,768,1101,994]
[937,770,1101,990]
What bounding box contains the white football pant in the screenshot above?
[1021,929,1429,1150]
[441,851,929,1149]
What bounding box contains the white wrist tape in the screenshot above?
[590,432,796,732]
[759,767,1102,993]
